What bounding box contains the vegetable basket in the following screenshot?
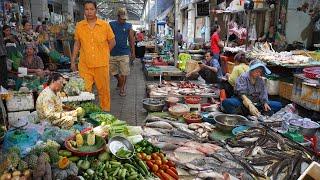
[64,128,106,156]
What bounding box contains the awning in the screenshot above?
[156,5,174,21]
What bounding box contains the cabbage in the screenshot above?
[63,78,85,96]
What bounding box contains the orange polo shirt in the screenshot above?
[75,18,115,68]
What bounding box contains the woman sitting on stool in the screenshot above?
[221,60,282,117]
[221,52,249,98]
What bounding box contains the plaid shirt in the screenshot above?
[235,72,268,105]
[0,34,7,56]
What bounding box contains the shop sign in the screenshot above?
[197,2,209,16]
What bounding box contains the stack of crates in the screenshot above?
[5,92,34,126]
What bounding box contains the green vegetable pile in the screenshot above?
[116,147,133,159]
[90,113,118,125]
[63,78,85,96]
[90,113,129,137]
[134,140,160,155]
[80,102,102,115]
[78,152,153,180]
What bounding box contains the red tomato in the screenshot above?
[141,153,147,160]
[151,153,158,159]
[152,164,159,172]
[155,160,162,166]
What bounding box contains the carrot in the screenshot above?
[160,171,175,180]
[169,167,178,175]
[155,172,163,179]
[166,169,179,179]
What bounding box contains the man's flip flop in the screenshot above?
[119,92,126,97]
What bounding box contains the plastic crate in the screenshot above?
[279,81,293,100]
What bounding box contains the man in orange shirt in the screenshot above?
[71,1,116,111]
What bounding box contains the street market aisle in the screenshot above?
[110,60,147,126]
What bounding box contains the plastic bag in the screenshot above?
[49,50,61,63]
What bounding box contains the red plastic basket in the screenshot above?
[184,96,201,104]
[303,67,320,79]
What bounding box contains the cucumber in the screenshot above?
[127,174,138,180]
[68,156,80,162]
[58,150,72,157]
[112,167,120,176]
[121,169,127,178]
[110,161,121,166]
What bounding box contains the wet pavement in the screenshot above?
[110,60,148,126]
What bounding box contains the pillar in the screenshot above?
[30,0,49,25]
[62,0,74,22]
[187,3,195,44]
[205,16,210,42]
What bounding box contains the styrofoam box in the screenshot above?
[6,92,34,112]
[8,111,30,126]
[298,161,320,180]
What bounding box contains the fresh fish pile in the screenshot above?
[188,122,214,139]
[226,127,315,179]
[143,115,246,179]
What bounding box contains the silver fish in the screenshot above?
[145,121,173,129]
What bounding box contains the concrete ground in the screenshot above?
[110,60,148,126]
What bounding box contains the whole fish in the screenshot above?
[145,121,173,129]
[197,170,225,179]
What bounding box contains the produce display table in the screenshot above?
[60,92,95,103]
[145,66,185,80]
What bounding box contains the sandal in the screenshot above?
[119,91,126,97]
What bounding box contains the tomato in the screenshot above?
[162,158,168,164]
[151,153,158,159]
[154,156,162,161]
[161,165,169,171]
[155,159,162,166]
[136,153,142,159]
[150,160,156,163]
[141,153,147,160]
[145,155,152,160]
[152,164,159,172]
[167,160,175,167]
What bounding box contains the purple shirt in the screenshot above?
[235,72,268,105]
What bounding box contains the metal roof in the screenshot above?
[97,0,146,21]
